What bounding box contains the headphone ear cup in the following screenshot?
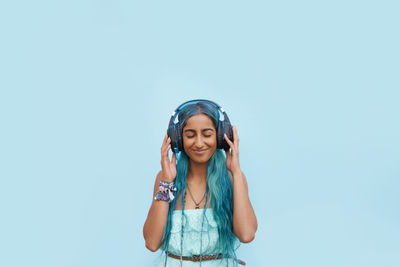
[176,123,183,151]
[217,120,224,149]
[167,124,178,151]
[222,120,233,151]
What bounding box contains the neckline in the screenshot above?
[173,208,213,213]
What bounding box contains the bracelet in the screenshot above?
[154,180,177,203]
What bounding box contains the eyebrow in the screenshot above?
[183,128,215,133]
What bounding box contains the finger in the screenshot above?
[231,126,240,150]
[162,143,171,158]
[224,133,234,148]
[163,134,168,145]
[224,133,233,144]
[233,125,238,138]
[161,135,169,152]
[167,143,171,154]
[225,149,231,162]
[161,153,168,170]
[171,151,177,165]
[232,125,239,143]
[164,137,171,149]
[162,135,171,149]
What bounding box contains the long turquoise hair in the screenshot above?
[160,101,240,266]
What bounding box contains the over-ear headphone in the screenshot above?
[167,99,233,153]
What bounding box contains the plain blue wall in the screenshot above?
[1,1,399,267]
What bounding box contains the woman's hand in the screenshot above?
[224,125,241,174]
[160,134,177,182]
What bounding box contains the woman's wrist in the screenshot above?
[154,180,177,203]
[161,171,176,183]
[233,170,243,176]
[230,169,243,181]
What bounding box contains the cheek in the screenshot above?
[182,137,193,151]
[209,136,217,147]
[183,137,192,145]
[205,138,217,151]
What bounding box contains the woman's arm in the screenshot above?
[143,134,177,252]
[231,170,257,243]
[142,170,170,252]
[224,126,258,243]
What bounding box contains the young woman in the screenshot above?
[143,100,257,266]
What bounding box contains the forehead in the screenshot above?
[183,114,215,129]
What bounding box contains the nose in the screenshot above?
[194,135,205,148]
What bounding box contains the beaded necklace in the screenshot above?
[179,185,209,267]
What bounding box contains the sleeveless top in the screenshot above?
[157,208,241,267]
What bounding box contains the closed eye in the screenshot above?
[186,134,212,138]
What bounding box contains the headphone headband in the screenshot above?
[170,99,226,120]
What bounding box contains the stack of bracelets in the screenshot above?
[154,180,177,203]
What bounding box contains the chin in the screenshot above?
[189,155,212,164]
[184,147,217,164]
[187,152,214,164]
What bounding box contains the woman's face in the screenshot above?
[182,113,217,164]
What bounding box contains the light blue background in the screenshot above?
[1,1,399,267]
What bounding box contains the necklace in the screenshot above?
[180,186,209,267]
[186,184,207,209]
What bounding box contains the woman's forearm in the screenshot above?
[143,200,169,251]
[231,170,258,243]
[143,172,171,252]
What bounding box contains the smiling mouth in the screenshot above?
[193,149,207,154]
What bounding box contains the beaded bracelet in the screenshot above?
[154,180,177,203]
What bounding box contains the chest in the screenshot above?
[174,191,212,210]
